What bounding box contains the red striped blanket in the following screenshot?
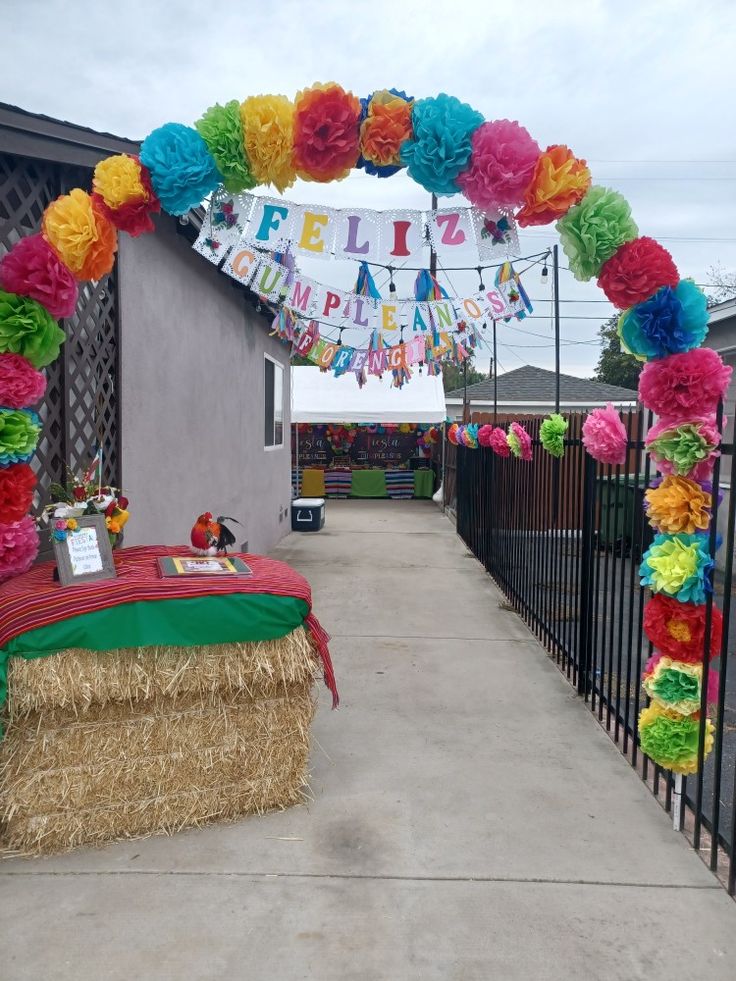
[0,545,338,707]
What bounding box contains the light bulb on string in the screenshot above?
[477,266,485,292]
[541,261,549,286]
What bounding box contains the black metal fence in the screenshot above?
[456,411,736,894]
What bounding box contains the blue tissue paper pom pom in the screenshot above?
[140,123,222,216]
[619,280,709,360]
[400,93,484,196]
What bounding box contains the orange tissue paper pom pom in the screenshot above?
[516,145,591,227]
[360,91,413,169]
[42,189,117,281]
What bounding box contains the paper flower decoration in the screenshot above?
[0,408,40,465]
[0,515,39,583]
[0,234,78,318]
[0,352,46,408]
[400,93,484,196]
[42,189,117,281]
[478,424,494,448]
[92,154,160,237]
[0,462,36,522]
[643,593,722,663]
[638,348,732,419]
[515,144,591,227]
[458,119,540,211]
[239,94,296,193]
[489,426,511,457]
[597,237,679,309]
[140,123,221,216]
[539,413,568,458]
[618,280,709,361]
[447,422,459,445]
[462,423,479,448]
[643,655,718,717]
[359,89,413,177]
[195,100,257,194]
[638,702,714,774]
[639,532,714,604]
[646,418,720,481]
[557,186,638,282]
[293,83,361,182]
[507,422,532,460]
[581,403,627,465]
[0,290,65,368]
[644,475,711,535]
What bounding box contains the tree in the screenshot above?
[441,356,486,393]
[593,315,642,390]
[705,264,736,304]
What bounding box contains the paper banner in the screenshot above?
[203,192,520,265]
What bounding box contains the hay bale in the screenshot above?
[0,630,321,855]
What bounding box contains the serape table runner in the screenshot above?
[0,545,338,717]
[324,468,352,498]
[385,469,415,499]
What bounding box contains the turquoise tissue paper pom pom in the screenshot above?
[140,123,222,216]
[400,94,484,196]
[619,280,709,360]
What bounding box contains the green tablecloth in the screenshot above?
[350,469,387,498]
[413,469,435,499]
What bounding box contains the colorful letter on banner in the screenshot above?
[245,196,295,250]
[412,302,429,332]
[335,211,379,261]
[332,346,354,376]
[298,210,333,255]
[350,349,368,372]
[223,247,259,286]
[387,344,405,369]
[368,347,387,375]
[288,275,315,314]
[430,209,474,260]
[377,209,425,265]
[308,338,328,366]
[485,287,511,318]
[294,322,318,356]
[405,335,425,365]
[254,258,285,299]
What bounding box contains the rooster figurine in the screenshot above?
[190,512,241,555]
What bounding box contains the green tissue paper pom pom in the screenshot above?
[556,186,638,282]
[195,101,257,194]
[540,413,568,458]
[0,408,41,464]
[0,290,65,368]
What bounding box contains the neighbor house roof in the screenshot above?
[445,365,638,405]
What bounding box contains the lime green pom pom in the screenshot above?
[195,101,257,194]
[540,413,568,458]
[557,186,638,282]
[0,290,65,368]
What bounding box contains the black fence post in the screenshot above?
[577,451,597,697]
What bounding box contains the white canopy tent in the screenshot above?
[291,366,447,504]
[291,366,446,424]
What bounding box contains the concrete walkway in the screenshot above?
[1,500,734,979]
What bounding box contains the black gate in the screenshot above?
[456,412,736,894]
[0,151,121,549]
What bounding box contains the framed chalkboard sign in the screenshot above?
[52,513,117,586]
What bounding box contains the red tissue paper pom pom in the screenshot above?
[0,463,36,523]
[597,237,679,309]
[92,159,161,237]
[643,593,722,663]
[0,352,46,409]
[638,348,732,418]
[0,515,39,583]
[0,234,78,319]
[293,83,362,182]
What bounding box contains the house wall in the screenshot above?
[118,217,292,555]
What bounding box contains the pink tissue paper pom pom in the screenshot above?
[0,352,46,409]
[638,348,732,419]
[0,234,78,319]
[489,426,511,456]
[582,403,628,465]
[0,515,39,583]
[458,119,540,211]
[478,424,494,447]
[509,421,533,461]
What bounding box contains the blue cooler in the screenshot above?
[291,498,325,532]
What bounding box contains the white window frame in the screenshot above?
[264,353,285,451]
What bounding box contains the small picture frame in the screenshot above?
[157,555,252,577]
[52,513,117,586]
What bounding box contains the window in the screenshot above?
[264,355,284,449]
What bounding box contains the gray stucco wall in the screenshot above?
[118,217,292,555]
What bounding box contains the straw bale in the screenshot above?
[6,627,319,719]
[1,690,315,855]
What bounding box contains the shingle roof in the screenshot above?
[446,365,638,403]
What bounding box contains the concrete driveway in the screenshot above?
[1,501,734,980]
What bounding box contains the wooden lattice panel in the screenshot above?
[0,152,120,548]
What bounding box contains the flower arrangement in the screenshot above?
[46,459,129,547]
[324,425,357,454]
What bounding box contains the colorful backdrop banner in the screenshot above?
[193,191,520,266]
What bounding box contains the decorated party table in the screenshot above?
[0,545,337,854]
[349,468,387,499]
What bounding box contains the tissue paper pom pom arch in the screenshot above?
[0,84,729,781]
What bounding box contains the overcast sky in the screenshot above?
[2,0,734,378]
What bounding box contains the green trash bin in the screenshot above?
[596,474,652,555]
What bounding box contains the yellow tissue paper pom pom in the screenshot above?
[92,155,146,209]
[239,94,296,193]
[42,189,117,281]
